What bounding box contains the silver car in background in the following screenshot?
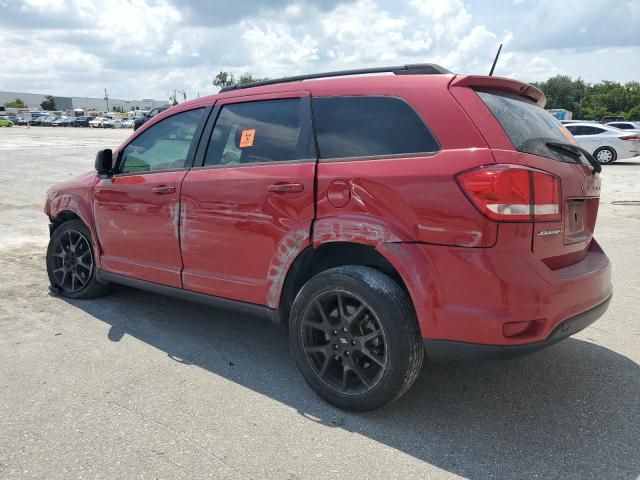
[565,122,640,164]
[606,121,640,134]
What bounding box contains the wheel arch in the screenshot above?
[47,197,102,268]
[49,210,83,235]
[277,241,414,327]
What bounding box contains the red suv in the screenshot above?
[45,64,612,411]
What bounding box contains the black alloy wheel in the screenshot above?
[50,229,94,293]
[289,266,424,411]
[46,219,110,299]
[301,290,387,395]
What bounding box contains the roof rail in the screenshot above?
[219,63,452,92]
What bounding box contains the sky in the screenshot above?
[0,0,638,101]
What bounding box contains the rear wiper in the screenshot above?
[546,141,601,175]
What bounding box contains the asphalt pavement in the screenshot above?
[0,127,638,479]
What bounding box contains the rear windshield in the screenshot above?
[476,89,575,163]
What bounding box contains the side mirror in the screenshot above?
[95,149,113,175]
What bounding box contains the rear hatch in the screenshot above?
[450,76,601,269]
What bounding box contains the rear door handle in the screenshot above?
[267,183,304,194]
[151,185,176,195]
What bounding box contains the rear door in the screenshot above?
[451,78,601,269]
[311,93,498,249]
[179,92,316,307]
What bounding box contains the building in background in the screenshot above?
[0,90,168,112]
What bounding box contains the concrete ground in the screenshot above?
[0,126,638,480]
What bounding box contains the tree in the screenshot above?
[532,75,640,121]
[212,71,268,89]
[4,98,26,108]
[168,89,187,106]
[40,95,56,111]
[169,89,187,106]
[627,105,640,121]
[533,75,575,110]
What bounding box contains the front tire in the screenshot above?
[46,219,110,299]
[594,146,617,165]
[289,266,424,411]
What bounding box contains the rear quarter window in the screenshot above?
[312,96,439,159]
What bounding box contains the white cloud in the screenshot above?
[242,21,320,76]
[320,0,433,66]
[409,0,471,43]
[514,0,640,50]
[0,0,637,101]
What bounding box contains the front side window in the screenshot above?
[204,98,314,167]
[120,108,204,174]
[312,96,439,159]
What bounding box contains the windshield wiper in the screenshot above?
[546,141,602,175]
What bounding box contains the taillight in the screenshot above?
[619,135,640,140]
[456,165,561,222]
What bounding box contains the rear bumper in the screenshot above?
[423,294,611,361]
[378,229,612,351]
[615,141,640,159]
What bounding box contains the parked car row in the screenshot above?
[87,117,134,128]
[11,114,135,128]
[133,105,170,130]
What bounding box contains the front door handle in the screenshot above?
[267,183,304,194]
[151,185,176,195]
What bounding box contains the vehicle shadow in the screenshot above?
[609,161,640,166]
[65,286,640,480]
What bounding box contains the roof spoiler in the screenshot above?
[451,75,547,108]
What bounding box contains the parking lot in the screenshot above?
[0,126,638,479]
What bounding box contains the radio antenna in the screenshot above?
[489,43,503,76]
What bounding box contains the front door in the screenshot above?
[180,93,316,307]
[93,107,207,287]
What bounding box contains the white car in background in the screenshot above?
[560,119,597,125]
[110,118,125,129]
[89,117,114,128]
[564,122,640,164]
[606,121,640,133]
[121,118,134,128]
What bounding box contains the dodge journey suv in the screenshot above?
[45,64,612,411]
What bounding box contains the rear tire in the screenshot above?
[289,266,424,411]
[594,146,617,165]
[46,219,110,299]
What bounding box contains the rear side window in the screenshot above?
[566,125,605,136]
[204,98,315,166]
[312,96,439,159]
[476,90,572,162]
[609,123,631,130]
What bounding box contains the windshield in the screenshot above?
[476,89,578,163]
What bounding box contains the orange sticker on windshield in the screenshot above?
[239,129,255,148]
[559,125,577,144]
